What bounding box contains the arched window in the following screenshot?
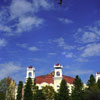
[56,71,60,76]
[29,72,32,77]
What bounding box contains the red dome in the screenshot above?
[56,63,61,66]
[97,72,100,74]
[29,66,33,68]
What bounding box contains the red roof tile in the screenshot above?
[97,72,100,74]
[56,63,61,66]
[36,75,54,84]
[63,75,74,84]
[29,66,33,68]
[35,74,74,84]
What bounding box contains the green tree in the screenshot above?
[34,89,45,100]
[16,81,23,100]
[42,85,55,100]
[57,79,69,100]
[0,77,12,100]
[71,75,84,100]
[97,79,100,89]
[24,78,33,100]
[84,88,100,100]
[87,74,96,89]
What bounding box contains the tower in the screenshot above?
[96,72,100,82]
[26,66,35,82]
[54,63,63,91]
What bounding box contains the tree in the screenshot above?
[34,89,45,100]
[87,74,96,89]
[42,85,55,100]
[0,77,13,100]
[71,75,84,100]
[97,79,100,89]
[56,79,69,100]
[24,78,33,100]
[16,81,23,100]
[84,88,100,100]
[6,80,16,100]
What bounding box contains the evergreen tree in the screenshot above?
[87,74,96,89]
[57,79,69,100]
[34,89,45,100]
[16,81,23,100]
[71,75,84,100]
[24,78,33,100]
[97,79,100,89]
[42,86,55,100]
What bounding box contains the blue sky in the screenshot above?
[0,0,100,83]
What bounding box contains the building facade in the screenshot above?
[26,64,74,92]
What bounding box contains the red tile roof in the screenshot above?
[63,75,74,84]
[97,72,100,74]
[36,75,54,84]
[35,74,74,84]
[56,63,61,66]
[29,66,33,68]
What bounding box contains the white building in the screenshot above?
[96,72,100,82]
[26,64,74,92]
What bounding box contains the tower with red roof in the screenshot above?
[96,72,100,82]
[54,63,63,91]
[26,66,35,82]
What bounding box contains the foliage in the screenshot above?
[84,88,100,100]
[42,85,55,100]
[6,80,16,100]
[87,74,96,89]
[97,79,100,89]
[34,89,45,100]
[16,81,23,100]
[56,79,69,100]
[24,77,33,100]
[0,77,14,100]
[71,75,84,100]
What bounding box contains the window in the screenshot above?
[56,71,60,76]
[29,72,32,77]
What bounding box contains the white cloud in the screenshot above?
[33,0,52,10]
[0,62,22,79]
[66,53,73,58]
[0,38,7,47]
[0,0,53,35]
[48,53,56,55]
[81,32,100,43]
[17,43,27,48]
[66,69,93,75]
[0,25,11,32]
[76,57,88,62]
[17,16,43,32]
[53,37,74,50]
[82,43,100,57]
[28,46,39,52]
[75,26,100,44]
[59,18,73,24]
[17,43,39,52]
[10,0,34,18]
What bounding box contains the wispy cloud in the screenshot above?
[28,46,39,52]
[53,37,74,50]
[48,53,56,55]
[0,62,22,79]
[17,43,39,52]
[58,18,73,24]
[81,43,100,57]
[65,69,94,75]
[65,52,73,58]
[0,38,7,47]
[0,0,53,36]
